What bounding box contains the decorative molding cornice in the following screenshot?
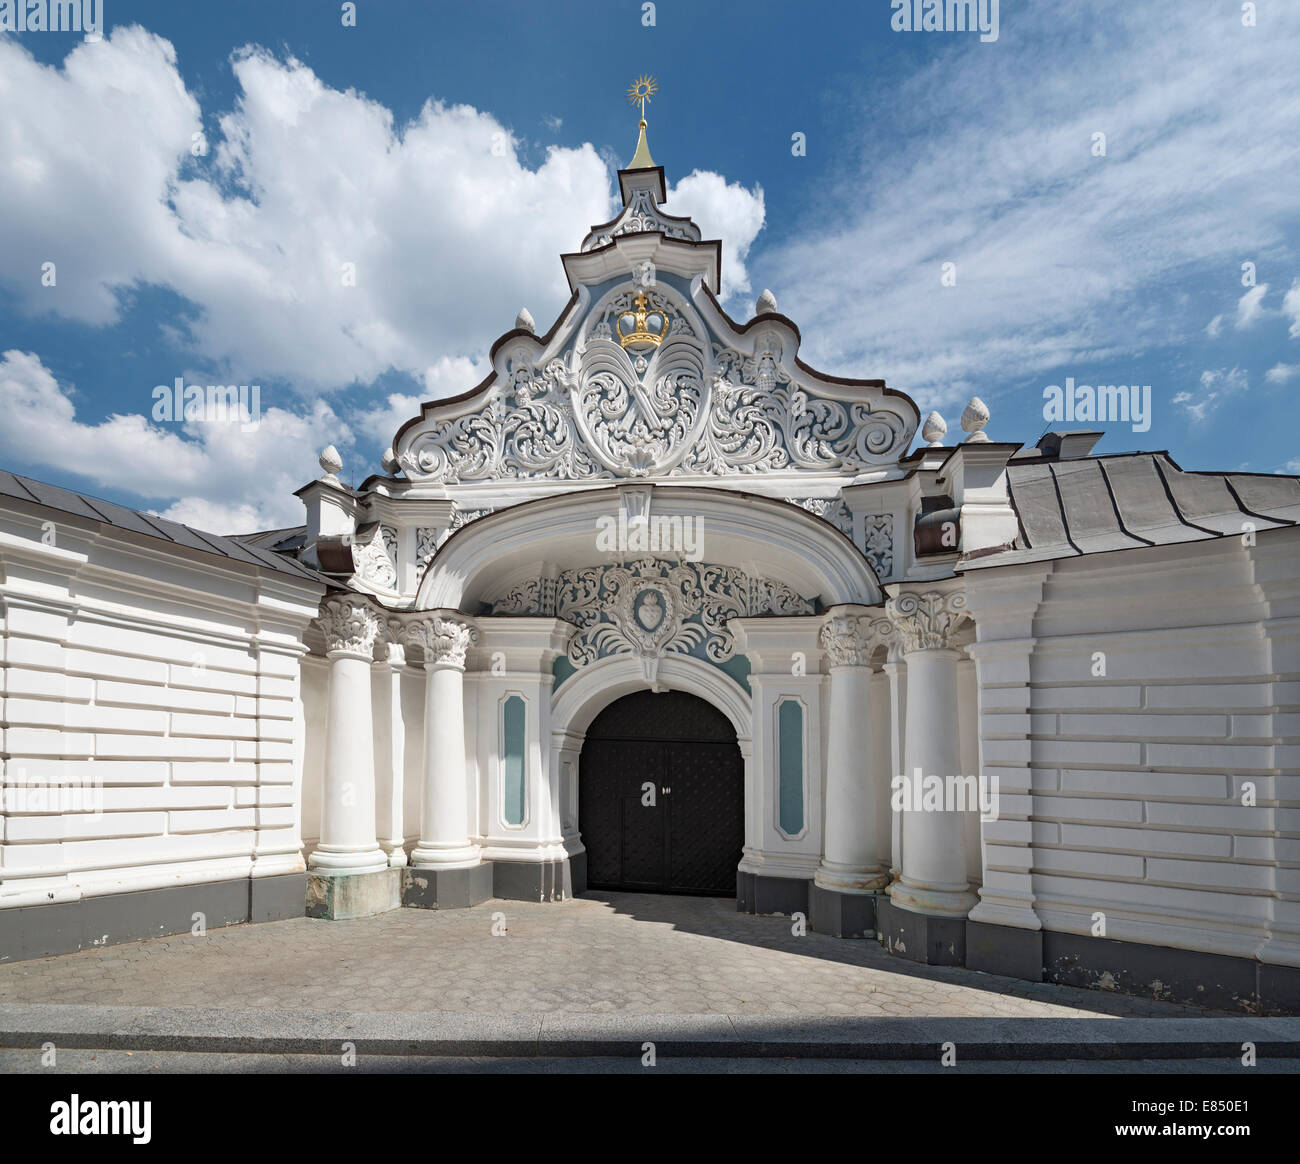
[885,589,971,654]
[317,596,383,659]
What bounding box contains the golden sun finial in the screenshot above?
[626,74,658,119]
[626,75,658,169]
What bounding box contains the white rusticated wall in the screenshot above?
[966,529,1300,969]
[0,503,324,909]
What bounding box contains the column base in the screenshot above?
[809,884,878,938]
[307,846,388,874]
[305,868,401,920]
[410,843,481,870]
[737,872,810,917]
[402,863,495,910]
[814,863,889,894]
[878,898,966,966]
[889,878,978,919]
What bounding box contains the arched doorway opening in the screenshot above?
[579,690,744,896]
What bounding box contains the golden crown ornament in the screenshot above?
[617,291,668,350]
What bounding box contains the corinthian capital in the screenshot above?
[395,614,478,670]
[818,610,894,668]
[885,588,970,654]
[317,596,383,659]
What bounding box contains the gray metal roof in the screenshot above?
[0,470,329,586]
[963,452,1300,570]
[233,525,308,554]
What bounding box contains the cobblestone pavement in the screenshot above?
[0,892,1229,1018]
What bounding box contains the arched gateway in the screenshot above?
[580,690,744,896]
[293,100,941,937]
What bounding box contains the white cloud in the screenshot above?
[668,171,766,300]
[1234,283,1269,328]
[1284,279,1300,339]
[1172,367,1248,423]
[1265,362,1300,384]
[1205,314,1224,337]
[0,350,346,533]
[758,1,1300,411]
[0,29,764,395]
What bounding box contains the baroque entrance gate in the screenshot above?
[578,690,744,896]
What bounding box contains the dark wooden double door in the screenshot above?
[579,690,744,896]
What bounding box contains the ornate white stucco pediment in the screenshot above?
[393,277,917,487]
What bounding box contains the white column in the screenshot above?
[815,610,889,893]
[882,650,907,878]
[372,641,408,868]
[886,587,978,917]
[309,597,387,873]
[401,614,479,869]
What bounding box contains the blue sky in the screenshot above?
[2,0,1299,532]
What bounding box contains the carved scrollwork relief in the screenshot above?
[491,559,813,670]
[398,296,912,483]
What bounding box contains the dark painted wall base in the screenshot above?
[0,873,305,964]
[809,884,877,938]
[569,850,588,897]
[492,858,573,902]
[402,863,495,910]
[736,872,810,917]
[895,915,1299,1014]
[1041,927,1300,1015]
[251,873,308,925]
[877,899,966,966]
[569,853,590,894]
[966,920,1043,982]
